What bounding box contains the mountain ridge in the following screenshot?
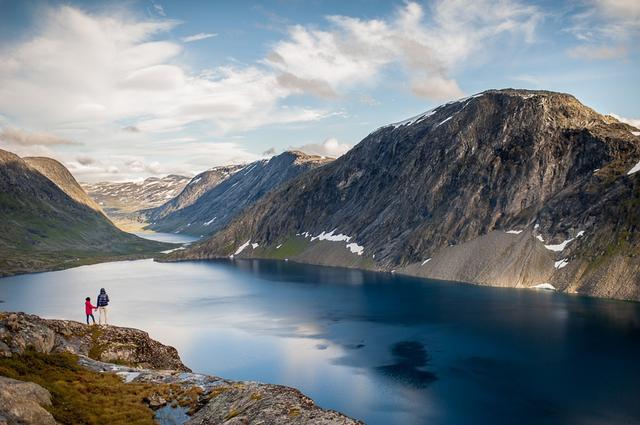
[0,148,170,276]
[167,88,640,301]
[144,150,333,237]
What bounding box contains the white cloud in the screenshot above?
[181,32,217,42]
[568,44,627,60]
[0,127,77,146]
[0,5,325,135]
[566,0,640,59]
[610,113,640,128]
[292,137,352,158]
[151,2,166,17]
[266,1,541,101]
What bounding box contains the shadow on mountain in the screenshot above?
[376,341,437,388]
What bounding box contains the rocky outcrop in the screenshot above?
[0,313,360,424]
[81,357,361,425]
[0,312,188,371]
[0,376,56,425]
[168,89,640,301]
[146,151,332,237]
[0,148,171,277]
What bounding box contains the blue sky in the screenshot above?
[0,0,638,181]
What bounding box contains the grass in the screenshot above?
[0,351,216,424]
[263,236,310,260]
[0,351,158,425]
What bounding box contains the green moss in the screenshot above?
[263,236,310,259]
[0,351,157,425]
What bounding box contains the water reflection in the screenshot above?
[377,341,437,388]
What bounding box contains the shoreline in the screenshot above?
[0,312,363,424]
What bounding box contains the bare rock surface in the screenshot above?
[0,376,57,425]
[0,312,189,371]
[79,356,362,425]
[170,89,640,301]
[0,312,361,424]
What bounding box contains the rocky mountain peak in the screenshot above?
[170,88,640,301]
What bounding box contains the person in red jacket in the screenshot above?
[85,297,97,325]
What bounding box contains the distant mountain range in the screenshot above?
[143,151,332,237]
[82,174,191,214]
[167,89,640,301]
[0,149,170,276]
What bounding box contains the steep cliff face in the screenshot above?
[0,149,169,276]
[169,89,640,300]
[146,151,332,237]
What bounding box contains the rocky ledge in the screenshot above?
[0,312,361,424]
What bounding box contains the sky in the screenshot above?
[0,0,638,182]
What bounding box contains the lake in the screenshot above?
[1,256,639,424]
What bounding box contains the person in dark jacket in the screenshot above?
[96,288,110,325]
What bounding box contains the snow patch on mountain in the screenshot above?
[530,283,556,290]
[234,240,251,255]
[544,231,585,252]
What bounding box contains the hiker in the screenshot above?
[85,297,96,325]
[97,288,110,325]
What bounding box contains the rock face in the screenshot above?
[0,312,189,371]
[0,313,360,424]
[169,89,640,301]
[81,358,362,425]
[82,174,191,214]
[0,376,56,425]
[0,149,169,277]
[146,151,332,237]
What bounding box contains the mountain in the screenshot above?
[0,149,170,276]
[82,174,191,214]
[24,156,103,212]
[145,151,332,237]
[168,89,640,301]
[143,164,244,222]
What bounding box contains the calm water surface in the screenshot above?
[1,255,639,425]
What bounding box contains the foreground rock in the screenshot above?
[0,313,361,424]
[0,312,188,371]
[0,376,56,425]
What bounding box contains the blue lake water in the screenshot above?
[1,257,639,424]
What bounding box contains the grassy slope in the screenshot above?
[0,151,173,276]
[0,351,158,424]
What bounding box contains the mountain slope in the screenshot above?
[144,164,244,221]
[24,156,103,212]
[0,149,170,276]
[145,151,332,237]
[169,89,640,301]
[82,174,191,214]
